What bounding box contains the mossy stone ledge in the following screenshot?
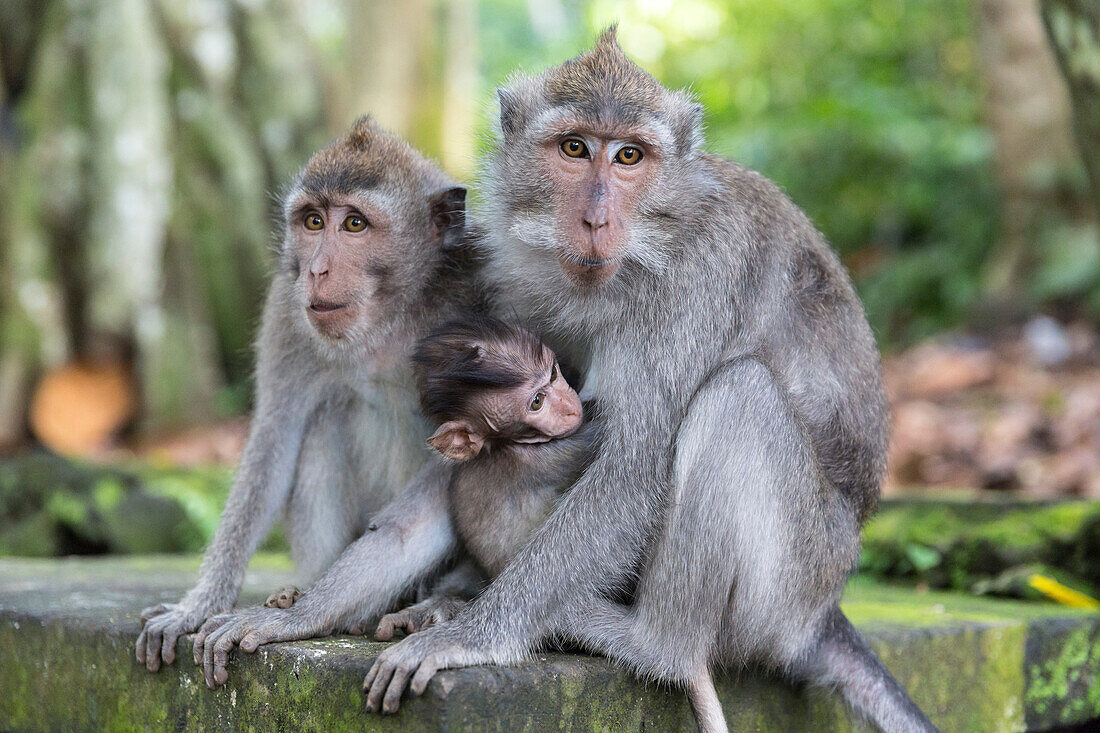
[0,557,1098,732]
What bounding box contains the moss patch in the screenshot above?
[860,499,1100,598]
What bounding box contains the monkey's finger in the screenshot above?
[366,661,397,712]
[193,629,207,666]
[135,628,148,664]
[193,616,227,666]
[144,626,163,672]
[263,594,279,609]
[410,654,443,696]
[382,665,414,713]
[212,633,239,687]
[140,603,171,626]
[161,628,178,666]
[203,625,230,688]
[240,630,269,653]
[364,657,383,690]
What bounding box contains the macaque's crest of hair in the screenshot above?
[296,115,451,201]
[497,26,703,155]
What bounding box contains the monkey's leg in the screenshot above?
[666,359,936,733]
[283,403,361,581]
[555,597,725,733]
[562,358,935,733]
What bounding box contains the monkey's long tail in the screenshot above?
[803,605,941,733]
[686,669,728,733]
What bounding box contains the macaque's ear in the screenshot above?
[497,88,522,140]
[427,420,485,461]
[429,186,467,250]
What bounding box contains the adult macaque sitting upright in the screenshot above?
[363,29,938,733]
[135,116,482,677]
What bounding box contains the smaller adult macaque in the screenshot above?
[364,316,598,711]
[137,116,484,680]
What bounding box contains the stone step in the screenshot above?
[0,556,1097,732]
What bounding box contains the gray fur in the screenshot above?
[363,32,937,733]
[450,423,598,577]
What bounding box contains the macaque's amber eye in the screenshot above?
[561,138,589,159]
[528,391,545,412]
[615,146,643,165]
[304,212,324,231]
[344,214,367,232]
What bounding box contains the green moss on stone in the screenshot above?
[1025,622,1100,728]
[860,500,1100,598]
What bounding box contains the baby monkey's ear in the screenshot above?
[427,420,485,461]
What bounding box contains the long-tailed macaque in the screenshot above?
[135,116,482,673]
[189,31,938,733]
[363,30,939,733]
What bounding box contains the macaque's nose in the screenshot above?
[583,200,609,232]
[309,258,329,283]
[583,180,610,234]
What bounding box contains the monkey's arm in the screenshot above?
[364,423,664,712]
[192,459,458,689]
[135,386,314,672]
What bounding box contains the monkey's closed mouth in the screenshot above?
[309,301,347,314]
[561,252,620,269]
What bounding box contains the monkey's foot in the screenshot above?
[364,623,507,714]
[374,597,467,641]
[263,585,303,609]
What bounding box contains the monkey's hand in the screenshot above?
[364,623,508,714]
[263,585,304,609]
[135,602,208,672]
[193,605,326,689]
[374,597,467,641]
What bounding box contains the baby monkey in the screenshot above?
[417,315,594,576]
[373,315,596,639]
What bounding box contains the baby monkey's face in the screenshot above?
[476,346,583,445]
[424,340,583,462]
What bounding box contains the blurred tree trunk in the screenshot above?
[441,0,479,177]
[1042,1,1100,220]
[342,0,432,141]
[84,0,224,430]
[0,0,69,448]
[1,0,334,445]
[977,0,1078,295]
